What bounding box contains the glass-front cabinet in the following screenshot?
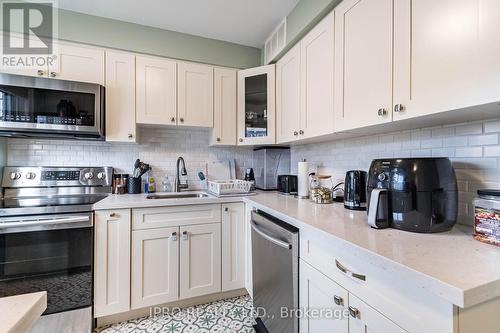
[237,65,275,145]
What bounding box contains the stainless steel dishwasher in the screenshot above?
[251,210,299,333]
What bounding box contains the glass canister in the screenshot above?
[310,175,334,204]
[473,189,500,247]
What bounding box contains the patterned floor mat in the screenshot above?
[95,295,255,333]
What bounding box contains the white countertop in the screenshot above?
[243,192,500,309]
[0,292,47,333]
[93,191,247,210]
[92,191,500,309]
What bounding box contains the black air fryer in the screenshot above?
[366,158,458,233]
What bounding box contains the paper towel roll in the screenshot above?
[298,161,309,198]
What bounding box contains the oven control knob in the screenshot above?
[97,172,105,180]
[25,172,36,180]
[84,172,94,180]
[378,173,387,181]
[10,172,21,180]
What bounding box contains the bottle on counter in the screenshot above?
[144,171,156,193]
[162,175,172,192]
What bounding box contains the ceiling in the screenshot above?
[55,0,299,48]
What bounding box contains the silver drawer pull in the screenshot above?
[348,306,359,318]
[333,295,343,306]
[182,231,188,240]
[335,259,366,281]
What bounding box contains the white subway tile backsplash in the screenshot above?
[291,118,500,226]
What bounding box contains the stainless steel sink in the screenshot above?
[146,193,210,200]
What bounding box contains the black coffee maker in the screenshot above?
[366,158,458,233]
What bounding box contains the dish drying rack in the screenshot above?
[207,180,253,196]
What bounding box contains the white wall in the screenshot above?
[7,127,253,189]
[291,118,500,226]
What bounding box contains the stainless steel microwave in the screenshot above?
[0,73,105,140]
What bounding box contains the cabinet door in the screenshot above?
[177,62,214,127]
[105,51,136,142]
[393,0,500,121]
[237,65,275,145]
[131,227,179,309]
[349,294,407,333]
[222,203,245,291]
[300,11,335,139]
[334,0,393,132]
[300,260,349,333]
[180,223,221,299]
[244,205,253,298]
[0,35,48,77]
[50,42,105,84]
[211,67,237,145]
[276,44,301,144]
[136,55,177,125]
[94,209,131,317]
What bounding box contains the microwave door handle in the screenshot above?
[368,188,387,228]
[250,221,292,250]
[0,216,91,230]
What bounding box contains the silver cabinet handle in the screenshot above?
[216,137,221,142]
[394,104,405,113]
[224,207,229,212]
[250,221,292,249]
[239,138,243,143]
[299,130,304,135]
[335,259,366,281]
[293,131,298,136]
[128,133,133,139]
[109,212,116,218]
[182,230,188,240]
[333,295,344,306]
[180,118,184,123]
[37,69,45,76]
[50,72,57,78]
[348,306,359,318]
[377,108,387,116]
[170,117,175,122]
[171,232,177,241]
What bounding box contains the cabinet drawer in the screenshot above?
[300,227,454,333]
[132,204,221,230]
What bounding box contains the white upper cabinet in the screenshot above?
[237,65,276,146]
[393,0,500,121]
[211,67,237,145]
[105,51,136,142]
[0,35,48,77]
[276,44,301,144]
[334,0,394,132]
[300,11,335,139]
[177,62,214,127]
[136,55,177,125]
[50,42,105,84]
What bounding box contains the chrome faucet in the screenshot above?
[175,157,189,192]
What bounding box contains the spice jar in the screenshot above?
[309,175,334,204]
[473,189,500,247]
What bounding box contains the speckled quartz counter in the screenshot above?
[0,292,46,333]
[93,191,247,210]
[92,191,500,309]
[243,192,500,309]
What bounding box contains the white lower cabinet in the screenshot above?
[131,227,179,309]
[348,294,407,333]
[180,223,222,299]
[94,209,131,318]
[222,203,245,291]
[300,260,349,333]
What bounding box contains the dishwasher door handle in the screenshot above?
[251,221,292,250]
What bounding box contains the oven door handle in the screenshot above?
[251,221,292,250]
[0,216,91,230]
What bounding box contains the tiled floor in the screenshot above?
[95,295,255,333]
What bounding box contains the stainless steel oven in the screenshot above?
[0,73,104,139]
[0,166,113,332]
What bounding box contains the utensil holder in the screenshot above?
[128,177,142,194]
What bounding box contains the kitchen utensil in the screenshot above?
[127,177,142,194]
